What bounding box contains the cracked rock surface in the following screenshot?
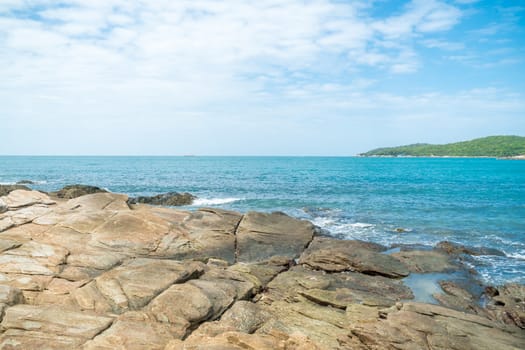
[0,190,523,349]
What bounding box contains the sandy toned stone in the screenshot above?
[65,192,129,211]
[74,258,204,314]
[84,311,183,350]
[0,304,114,339]
[345,302,525,350]
[4,241,69,267]
[90,211,170,255]
[0,238,21,253]
[0,285,24,305]
[149,279,236,328]
[0,217,14,233]
[1,190,55,209]
[0,273,53,292]
[0,255,56,275]
[155,208,241,263]
[166,330,324,350]
[0,329,84,349]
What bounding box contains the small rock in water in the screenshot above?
[53,184,108,199]
[16,180,35,185]
[394,227,409,233]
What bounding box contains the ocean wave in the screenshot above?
[507,252,525,260]
[0,180,47,185]
[193,197,242,206]
[350,222,375,228]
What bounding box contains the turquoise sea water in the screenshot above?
[1,156,524,285]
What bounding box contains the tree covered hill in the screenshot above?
[360,136,525,157]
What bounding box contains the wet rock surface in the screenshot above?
[127,192,195,206]
[52,184,108,199]
[0,189,523,349]
[0,185,32,197]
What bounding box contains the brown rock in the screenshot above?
[486,283,525,329]
[299,237,409,278]
[148,279,237,330]
[0,304,114,343]
[73,258,204,314]
[90,211,171,255]
[437,241,506,257]
[1,190,55,209]
[155,208,241,263]
[84,311,183,350]
[236,211,315,262]
[127,192,195,206]
[346,302,525,350]
[53,184,108,199]
[392,250,460,273]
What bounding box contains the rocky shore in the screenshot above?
[0,185,523,349]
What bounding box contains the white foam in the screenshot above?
[0,180,47,185]
[311,217,337,227]
[507,252,525,260]
[193,197,242,206]
[349,222,375,228]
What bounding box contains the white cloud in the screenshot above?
[1,0,523,155]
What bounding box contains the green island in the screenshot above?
[360,135,525,158]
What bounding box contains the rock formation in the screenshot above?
[127,192,195,206]
[0,189,523,349]
[52,184,108,199]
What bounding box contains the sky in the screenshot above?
[1,0,524,155]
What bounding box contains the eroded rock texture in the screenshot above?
[0,189,523,349]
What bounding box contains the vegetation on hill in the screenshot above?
[360,136,525,157]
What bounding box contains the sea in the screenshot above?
[1,156,524,285]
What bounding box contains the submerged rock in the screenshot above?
[52,184,108,199]
[127,192,195,206]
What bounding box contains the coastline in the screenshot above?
[358,154,525,159]
[0,186,524,348]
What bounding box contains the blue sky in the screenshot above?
[1,0,524,155]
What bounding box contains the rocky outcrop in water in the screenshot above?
[0,185,31,197]
[52,184,108,199]
[0,189,523,349]
[127,192,195,206]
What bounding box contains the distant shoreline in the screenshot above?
[358,155,525,160]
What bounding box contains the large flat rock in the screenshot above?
[1,190,55,209]
[236,211,315,262]
[299,237,409,278]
